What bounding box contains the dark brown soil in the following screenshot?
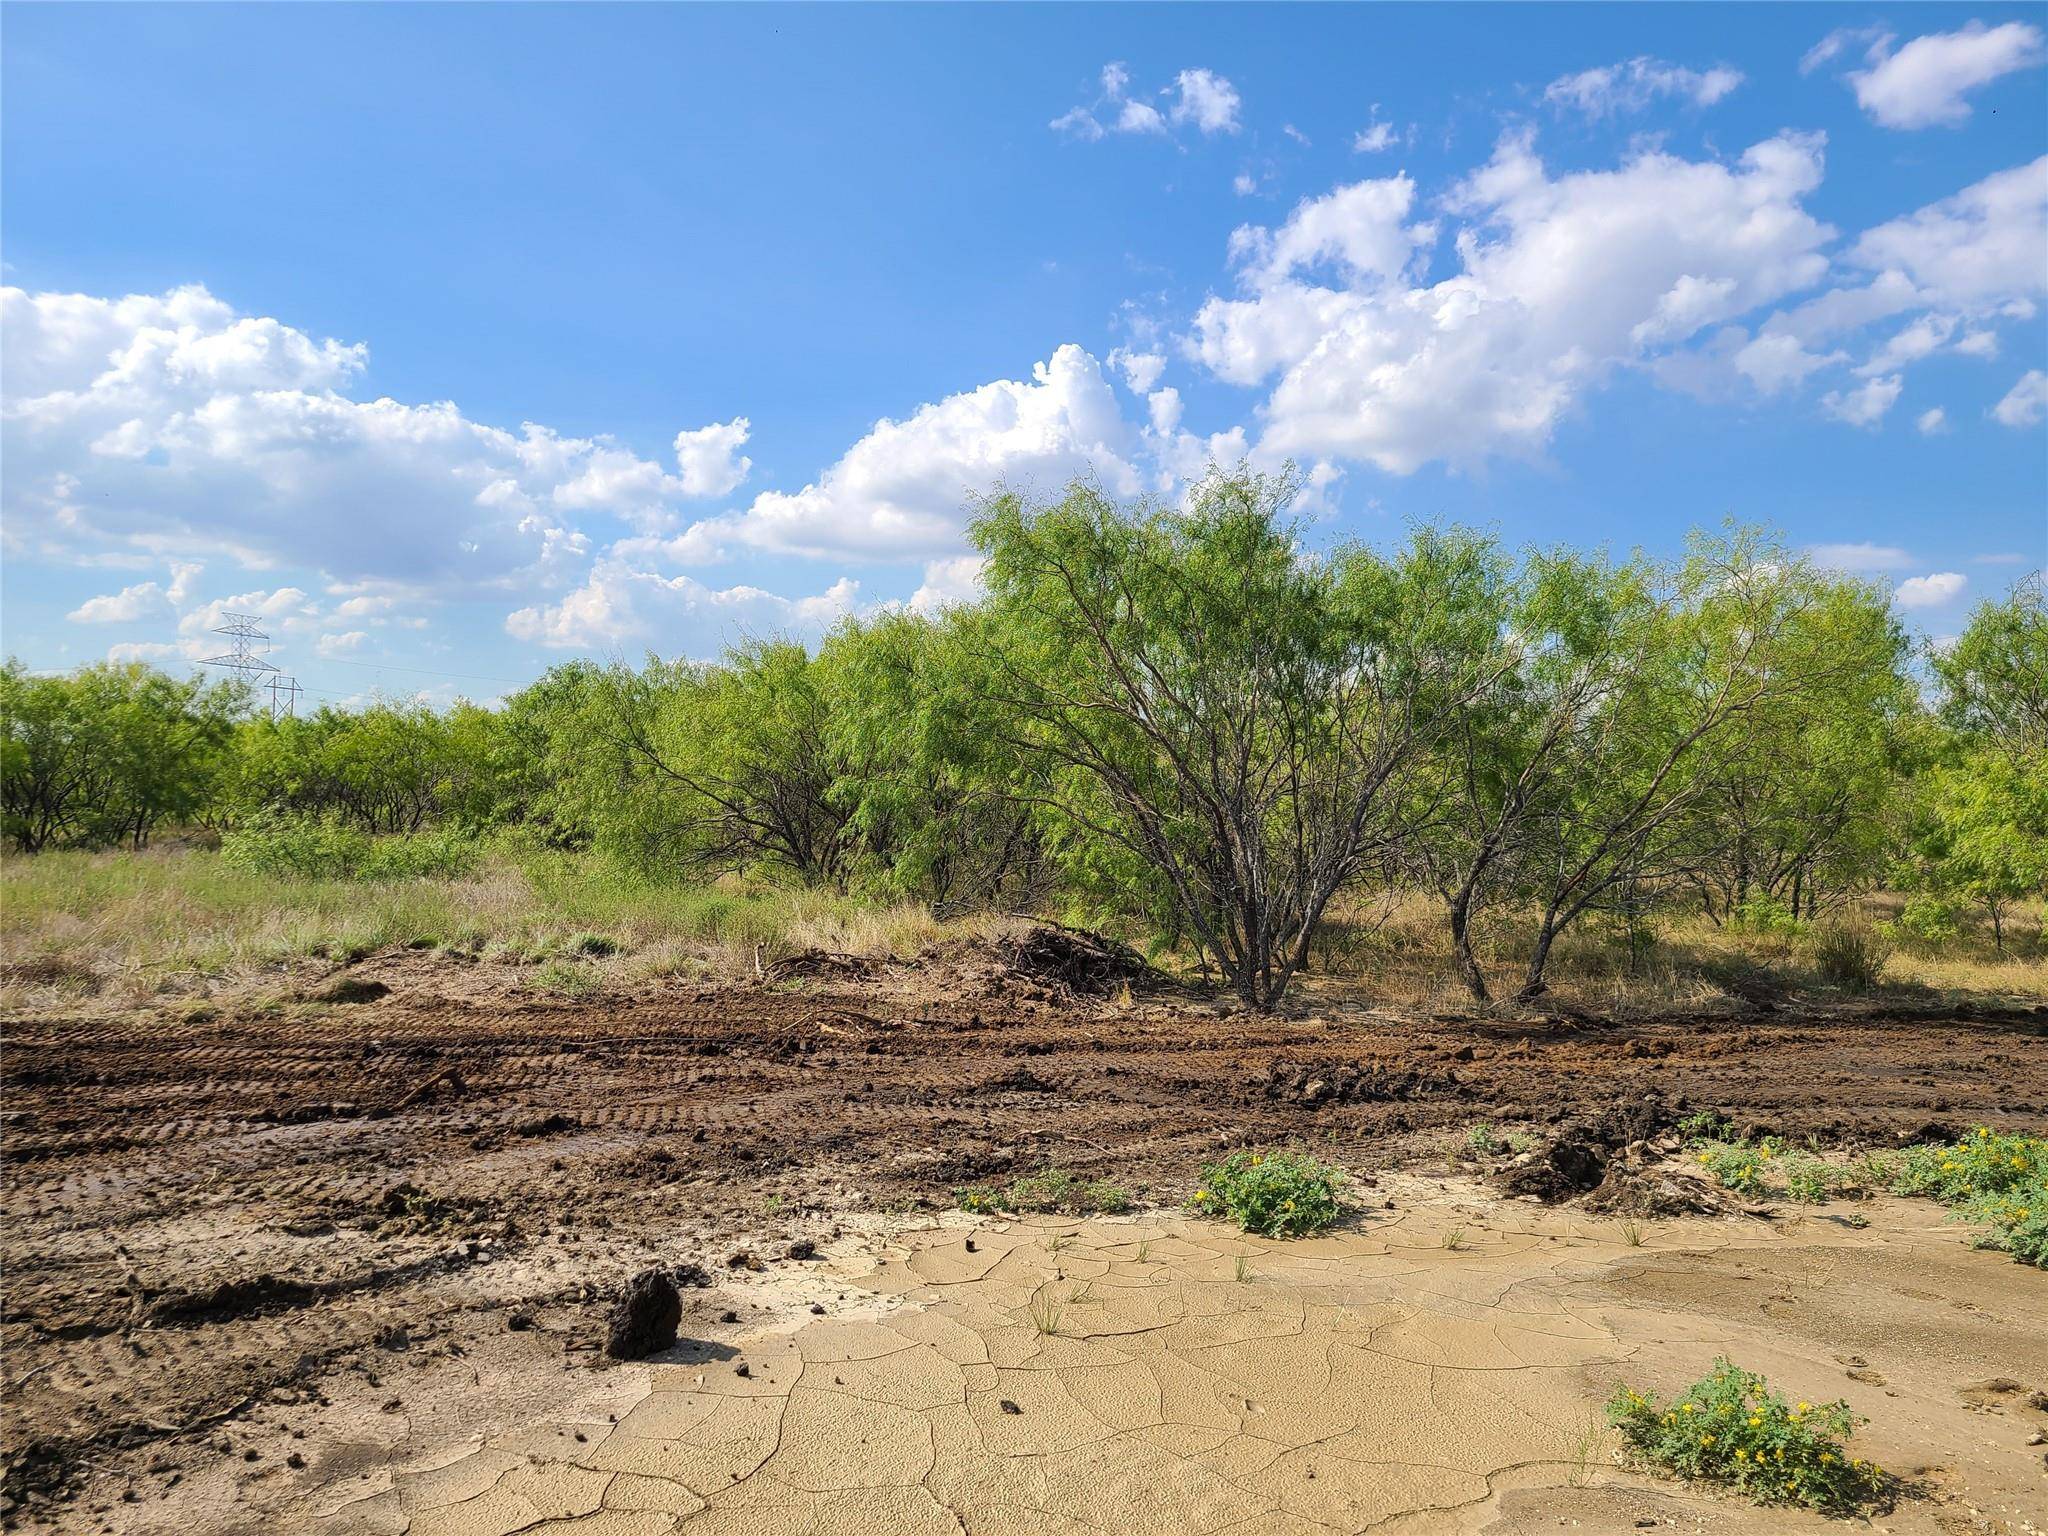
[3,954,2044,1522]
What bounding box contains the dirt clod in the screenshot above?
[603,1268,681,1361]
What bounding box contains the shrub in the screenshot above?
[1192,1149,1344,1238]
[1729,895,1803,937]
[1957,1177,2047,1268]
[1811,922,1890,990]
[221,814,476,881]
[1607,1360,1889,1514]
[954,1166,1130,1217]
[1894,1128,2048,1268]
[1888,894,1964,945]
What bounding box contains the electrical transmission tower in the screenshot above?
[201,613,302,721]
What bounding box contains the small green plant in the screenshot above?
[1441,1226,1468,1251]
[1606,1360,1889,1514]
[1781,1153,1836,1205]
[954,1166,1131,1217]
[1677,1109,1733,1144]
[1811,922,1891,990]
[1893,1128,2047,1267]
[1045,1232,1069,1255]
[1620,1220,1646,1247]
[1465,1123,1498,1155]
[1693,1137,1775,1194]
[1567,1413,1606,1488]
[1134,1240,1152,1263]
[1027,1288,1064,1336]
[1232,1253,1253,1283]
[1192,1149,1344,1238]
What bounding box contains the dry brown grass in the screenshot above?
[1280,889,2043,1013]
[3,846,2039,1018]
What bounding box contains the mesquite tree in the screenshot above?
[967,468,1503,1011]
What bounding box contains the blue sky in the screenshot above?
[4,3,2044,706]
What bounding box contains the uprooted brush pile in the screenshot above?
[922,921,1153,1001]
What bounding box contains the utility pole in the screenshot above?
[201,613,301,722]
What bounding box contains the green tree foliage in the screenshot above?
[1897,581,2048,949]
[1932,573,2048,753]
[1681,568,1914,925]
[224,700,499,834]
[1,661,244,851]
[819,611,1047,909]
[967,468,1503,1010]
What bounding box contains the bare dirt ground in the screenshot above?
[4,936,2046,1534]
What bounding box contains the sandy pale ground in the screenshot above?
[236,1179,2048,1536]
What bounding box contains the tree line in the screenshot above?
[5,469,2043,1008]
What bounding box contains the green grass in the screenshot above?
[1606,1359,1890,1515]
[1192,1149,1345,1238]
[0,843,967,1008]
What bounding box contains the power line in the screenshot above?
[312,657,531,686]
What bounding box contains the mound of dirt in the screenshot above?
[1494,1096,1673,1203]
[1583,1154,1741,1217]
[1263,1059,1461,1108]
[927,922,1150,1000]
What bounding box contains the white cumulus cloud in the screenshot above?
[1188,130,1834,473]
[1838,21,2044,130]
[1991,368,2048,427]
[0,284,713,589]
[506,564,860,654]
[671,417,753,499]
[66,580,169,624]
[1848,157,2048,308]
[683,344,1141,562]
[1896,571,1967,608]
[1169,69,1242,135]
[1821,374,1904,428]
[1052,64,1241,142]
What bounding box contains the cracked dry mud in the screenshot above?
[4,958,2046,1533]
[186,1205,2048,1535]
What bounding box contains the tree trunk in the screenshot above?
[1515,918,1559,1004]
[1448,887,1491,1003]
